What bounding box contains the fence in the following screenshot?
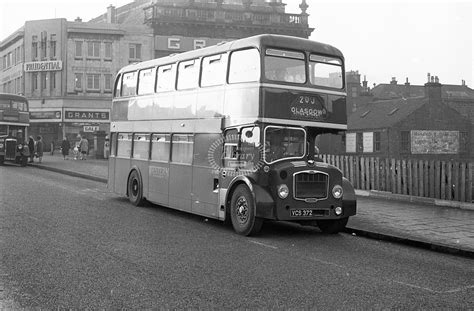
[320,155,474,203]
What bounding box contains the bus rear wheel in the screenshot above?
[316,218,349,234]
[230,184,262,236]
[127,170,145,206]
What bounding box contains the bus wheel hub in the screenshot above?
[236,196,248,223]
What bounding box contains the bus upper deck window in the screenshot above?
[309,55,343,89]
[264,49,305,84]
[114,74,122,97]
[228,48,260,84]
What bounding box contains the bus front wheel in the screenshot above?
[316,217,349,234]
[0,156,4,165]
[230,184,263,236]
[127,170,145,206]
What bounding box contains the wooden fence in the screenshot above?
[321,155,474,203]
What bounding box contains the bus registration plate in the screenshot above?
[290,209,313,217]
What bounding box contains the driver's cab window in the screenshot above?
[265,126,306,163]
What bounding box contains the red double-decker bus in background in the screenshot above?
[108,34,356,235]
[0,93,31,166]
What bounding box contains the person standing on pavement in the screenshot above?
[35,135,44,163]
[28,136,35,163]
[61,137,70,160]
[79,136,88,160]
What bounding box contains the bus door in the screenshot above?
[191,133,221,218]
[169,134,194,212]
[115,133,133,195]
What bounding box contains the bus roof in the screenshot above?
[0,93,28,102]
[119,34,344,74]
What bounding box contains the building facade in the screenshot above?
[1,0,313,153]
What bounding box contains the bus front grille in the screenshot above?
[6,140,16,158]
[294,171,328,200]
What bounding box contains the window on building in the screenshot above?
[229,48,260,83]
[171,134,193,164]
[40,37,47,60]
[104,42,112,59]
[50,34,57,59]
[400,131,410,153]
[129,44,141,60]
[351,86,358,98]
[75,73,83,90]
[87,74,100,90]
[460,132,468,153]
[356,132,363,153]
[41,73,47,90]
[32,36,38,60]
[75,41,83,58]
[374,131,381,152]
[151,134,170,162]
[201,53,227,87]
[50,72,56,90]
[87,41,100,58]
[177,59,199,90]
[104,74,112,92]
[156,64,176,92]
[32,73,38,91]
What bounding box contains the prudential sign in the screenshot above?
[24,60,63,72]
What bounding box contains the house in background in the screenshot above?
[336,77,472,160]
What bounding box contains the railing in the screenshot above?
[321,155,474,203]
[144,5,308,27]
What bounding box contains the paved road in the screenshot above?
[1,166,473,309]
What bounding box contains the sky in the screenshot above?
[1,0,473,87]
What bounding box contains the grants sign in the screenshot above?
[24,60,62,72]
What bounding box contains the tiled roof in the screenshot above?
[348,97,427,130]
[371,83,474,100]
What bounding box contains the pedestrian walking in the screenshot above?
[79,136,88,160]
[35,135,44,163]
[28,136,35,163]
[61,137,70,160]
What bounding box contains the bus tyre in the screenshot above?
[127,170,145,206]
[316,217,349,234]
[0,156,4,165]
[230,184,263,236]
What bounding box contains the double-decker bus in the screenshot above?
[108,34,356,235]
[0,93,30,166]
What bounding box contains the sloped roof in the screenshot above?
[446,101,474,123]
[348,97,427,130]
[371,83,474,101]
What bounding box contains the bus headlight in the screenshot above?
[332,185,343,199]
[277,184,289,199]
[335,206,343,216]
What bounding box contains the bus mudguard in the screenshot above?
[226,175,276,220]
[342,177,357,217]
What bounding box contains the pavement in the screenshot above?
[28,153,474,258]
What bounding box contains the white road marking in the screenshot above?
[249,240,278,249]
[393,280,474,294]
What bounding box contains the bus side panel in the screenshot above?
[196,87,225,118]
[147,161,170,207]
[173,90,196,119]
[224,85,259,122]
[169,163,193,212]
[114,157,131,195]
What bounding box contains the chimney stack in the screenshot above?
[425,74,442,103]
[107,5,116,23]
[390,77,397,85]
[75,17,82,22]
